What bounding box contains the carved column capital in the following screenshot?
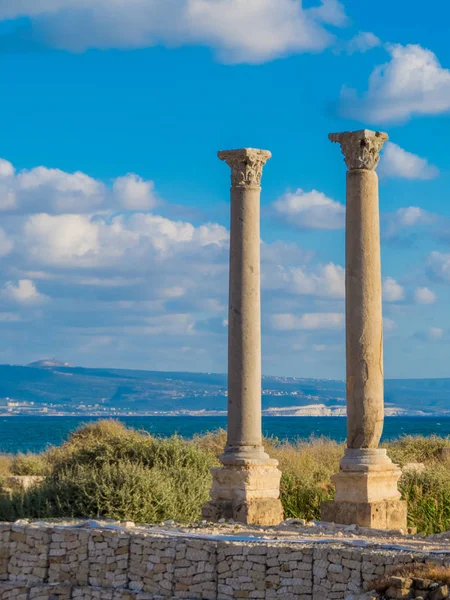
[329,129,388,171]
[218,148,271,188]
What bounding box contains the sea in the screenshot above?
[1,416,450,454]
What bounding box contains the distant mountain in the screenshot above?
[0,363,449,416]
[27,359,71,368]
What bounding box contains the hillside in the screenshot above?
[0,363,449,416]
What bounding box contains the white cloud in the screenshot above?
[142,314,195,336]
[428,327,444,341]
[383,277,404,302]
[395,207,433,227]
[3,279,46,304]
[0,159,14,177]
[262,260,345,299]
[289,263,344,298]
[383,317,397,332]
[271,312,344,331]
[0,157,162,215]
[113,174,158,211]
[379,142,439,180]
[0,0,347,64]
[427,251,450,283]
[347,31,381,54]
[340,44,450,123]
[23,212,228,268]
[415,287,437,304]
[273,189,345,230]
[0,228,13,257]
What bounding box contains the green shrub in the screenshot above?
[2,422,450,533]
[0,420,217,523]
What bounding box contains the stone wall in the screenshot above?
[0,523,448,599]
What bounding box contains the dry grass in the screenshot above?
[0,421,449,531]
[369,563,450,593]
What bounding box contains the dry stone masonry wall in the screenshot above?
[0,523,449,599]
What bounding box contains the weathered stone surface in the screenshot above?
[88,529,130,589]
[323,129,406,531]
[203,148,283,526]
[48,527,89,585]
[0,523,449,600]
[8,525,51,583]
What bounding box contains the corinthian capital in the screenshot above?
[329,129,388,171]
[218,148,271,188]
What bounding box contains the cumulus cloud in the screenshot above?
[264,262,345,299]
[378,142,439,180]
[271,312,344,331]
[3,279,46,304]
[340,44,450,123]
[23,212,228,268]
[427,251,450,283]
[273,189,345,230]
[383,206,435,239]
[0,158,158,215]
[428,327,444,341]
[113,174,158,211]
[383,277,404,302]
[346,31,381,54]
[415,287,437,304]
[0,0,346,64]
[0,228,13,257]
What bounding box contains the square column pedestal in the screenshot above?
[321,449,407,530]
[202,456,284,526]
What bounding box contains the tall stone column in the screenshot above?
[321,130,407,530]
[202,148,283,526]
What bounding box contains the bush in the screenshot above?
[1,422,450,533]
[0,420,218,523]
[11,453,49,476]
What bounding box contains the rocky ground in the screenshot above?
[14,518,450,553]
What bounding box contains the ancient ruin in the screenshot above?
[202,148,284,526]
[321,130,407,529]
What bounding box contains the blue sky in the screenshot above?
[0,0,450,379]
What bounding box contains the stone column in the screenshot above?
[202,148,283,526]
[321,130,407,530]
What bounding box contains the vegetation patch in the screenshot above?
[0,421,449,533]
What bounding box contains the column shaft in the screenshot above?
[227,185,262,451]
[345,169,384,449]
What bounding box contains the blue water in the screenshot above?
[0,416,450,454]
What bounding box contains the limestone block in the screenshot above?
[128,534,176,597]
[28,584,72,599]
[88,529,130,589]
[72,587,114,600]
[0,525,10,581]
[203,464,283,526]
[8,525,51,583]
[322,499,407,530]
[48,527,89,585]
[0,582,28,600]
[217,542,266,600]
[173,538,217,600]
[266,544,312,597]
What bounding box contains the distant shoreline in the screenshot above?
[1,413,450,418]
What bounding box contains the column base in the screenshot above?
[202,460,284,526]
[321,499,407,529]
[320,448,407,530]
